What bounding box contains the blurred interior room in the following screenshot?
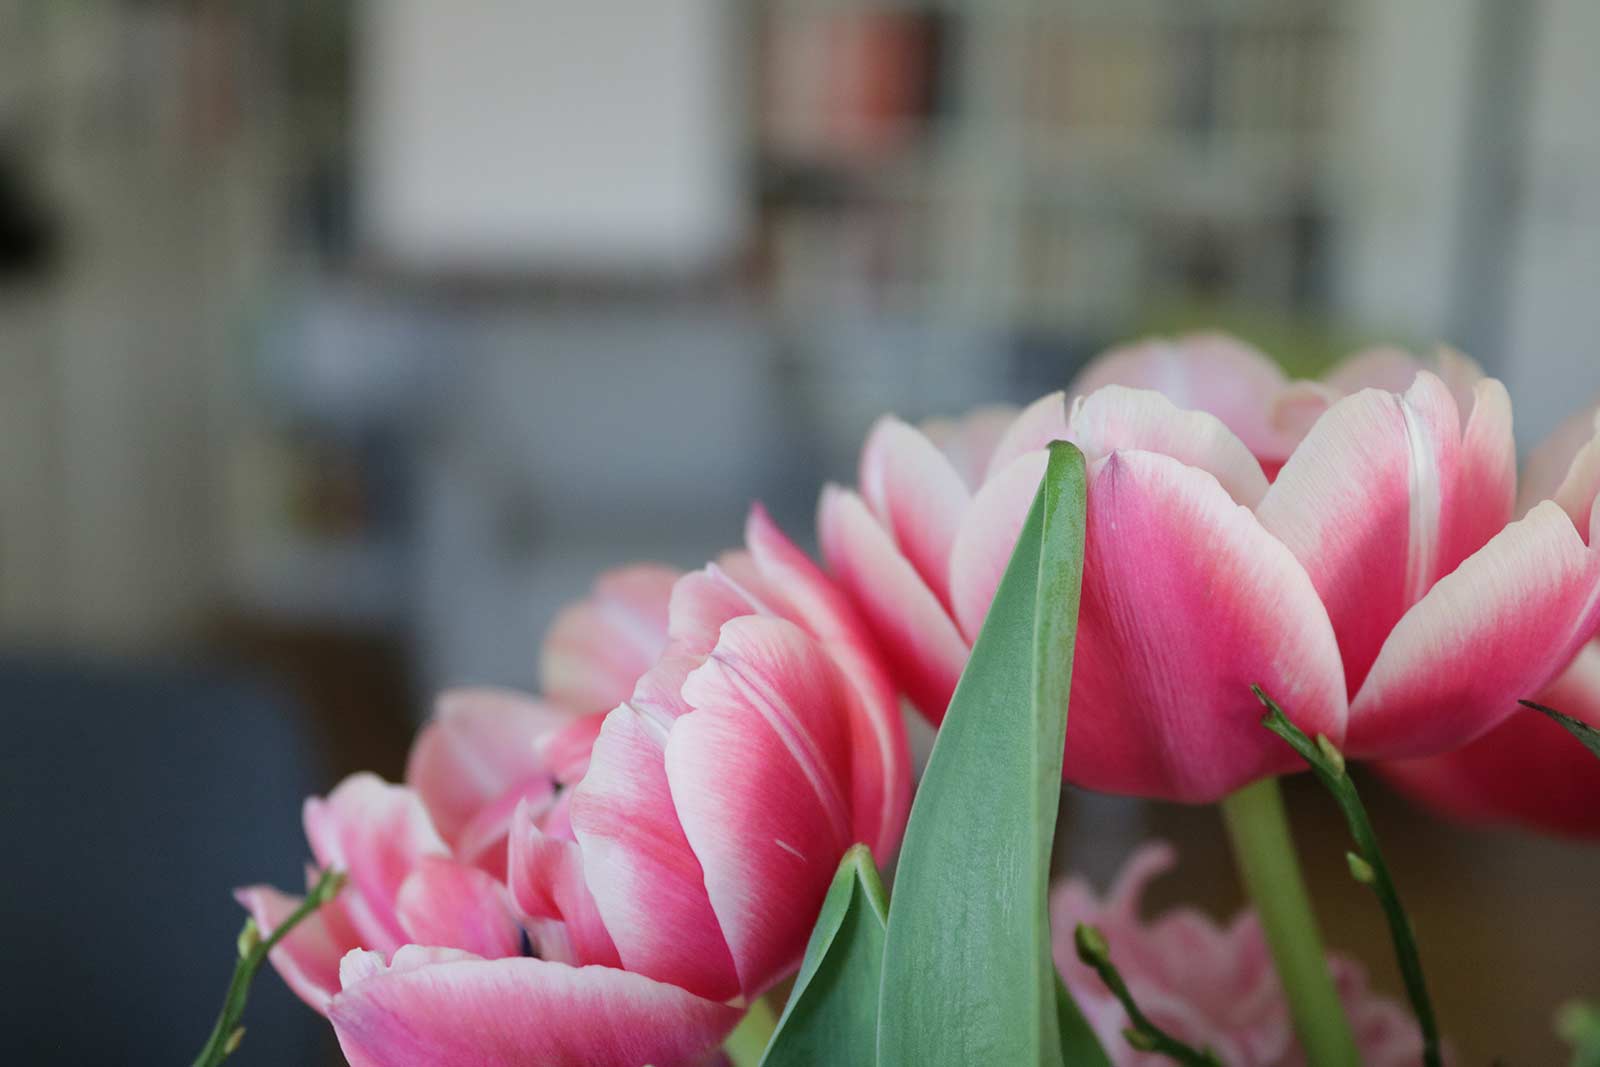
[1,1,1597,1063]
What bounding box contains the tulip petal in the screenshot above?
[819,484,969,723]
[744,506,911,858]
[922,404,1020,489]
[669,616,856,995]
[330,950,740,1067]
[860,416,972,608]
[1445,377,1516,571]
[303,774,448,952]
[1256,373,1463,696]
[1518,402,1600,516]
[1068,334,1294,464]
[1347,499,1600,757]
[569,707,740,1001]
[540,564,679,714]
[405,687,568,851]
[1322,346,1424,395]
[984,391,1069,482]
[1066,385,1270,506]
[508,799,621,966]
[234,885,347,1013]
[1378,643,1600,837]
[536,710,609,786]
[1067,451,1348,801]
[395,856,524,959]
[948,451,1049,644]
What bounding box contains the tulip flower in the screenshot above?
[1380,400,1600,837]
[821,335,1600,802]
[241,514,909,1066]
[1052,843,1429,1066]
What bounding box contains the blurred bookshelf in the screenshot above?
[753,0,1350,336]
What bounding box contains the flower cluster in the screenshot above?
[238,334,1600,1065]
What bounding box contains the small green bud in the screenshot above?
[1315,734,1346,777]
[223,1027,246,1055]
[314,869,348,904]
[1346,851,1376,885]
[1074,923,1110,967]
[1123,1028,1159,1052]
[236,918,260,960]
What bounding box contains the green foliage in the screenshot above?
[759,846,889,1067]
[877,441,1100,1067]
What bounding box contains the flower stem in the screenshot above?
[1074,923,1222,1066]
[191,868,345,1067]
[1256,687,1443,1067]
[1220,776,1359,1067]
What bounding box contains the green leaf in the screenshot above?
[1522,699,1600,760]
[759,845,888,1067]
[1055,973,1114,1067]
[1558,1000,1600,1067]
[878,441,1098,1067]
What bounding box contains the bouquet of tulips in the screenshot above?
[194,337,1600,1067]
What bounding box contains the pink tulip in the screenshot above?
[243,515,909,1066]
[1052,843,1432,1066]
[821,335,1600,801]
[1380,401,1600,837]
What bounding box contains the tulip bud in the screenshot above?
[236,918,260,960]
[1074,922,1110,967]
[1315,734,1347,778]
[1123,1027,1159,1052]
[1346,852,1376,886]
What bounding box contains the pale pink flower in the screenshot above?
[820,335,1600,801]
[1053,843,1431,1067]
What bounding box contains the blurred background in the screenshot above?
[1,1,1597,1063]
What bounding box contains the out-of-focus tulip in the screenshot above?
[1052,844,1430,1067]
[243,514,909,1066]
[1380,402,1600,837]
[821,335,1600,801]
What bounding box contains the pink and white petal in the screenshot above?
[1066,385,1270,506]
[1518,402,1600,516]
[670,617,856,995]
[1256,373,1463,696]
[1549,435,1600,543]
[984,392,1070,482]
[1069,333,1293,464]
[921,404,1021,489]
[948,451,1048,643]
[1348,500,1600,758]
[304,774,448,952]
[508,799,621,966]
[819,485,970,723]
[451,777,555,881]
[744,506,911,859]
[859,416,973,607]
[331,952,740,1067]
[405,688,567,850]
[536,710,609,786]
[1067,451,1348,802]
[235,885,347,1013]
[1444,377,1517,572]
[1433,345,1488,416]
[539,564,679,714]
[1321,345,1424,395]
[396,856,524,960]
[667,567,767,659]
[1379,642,1600,838]
[569,707,740,1001]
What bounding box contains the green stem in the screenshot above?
[1220,777,1359,1067]
[1256,688,1443,1067]
[191,868,346,1067]
[723,993,781,1067]
[1074,923,1222,1067]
